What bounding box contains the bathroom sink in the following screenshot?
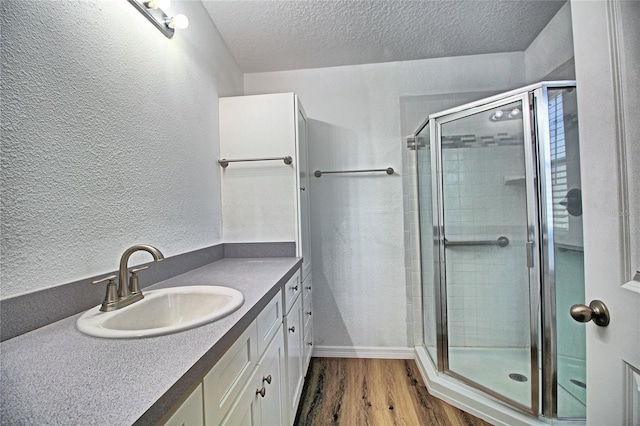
[76,286,244,338]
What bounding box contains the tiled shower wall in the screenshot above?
[441,143,530,348]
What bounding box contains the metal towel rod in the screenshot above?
[444,236,510,248]
[314,167,394,178]
[218,156,292,168]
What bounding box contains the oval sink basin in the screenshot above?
[76,286,244,338]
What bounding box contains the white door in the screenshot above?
[571,1,640,424]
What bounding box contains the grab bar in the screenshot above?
[218,156,292,168]
[314,167,394,178]
[444,236,509,248]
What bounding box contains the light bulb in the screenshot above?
[168,14,189,29]
[508,108,521,118]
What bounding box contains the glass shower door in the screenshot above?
[434,95,539,414]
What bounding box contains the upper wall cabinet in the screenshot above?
[219,93,311,278]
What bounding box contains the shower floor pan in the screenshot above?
[448,347,585,418]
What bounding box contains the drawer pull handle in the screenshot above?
[289,326,296,333]
[305,286,312,290]
[263,375,272,385]
[256,386,266,398]
[307,342,313,346]
[291,285,299,291]
[306,311,312,316]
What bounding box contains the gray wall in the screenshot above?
[525,2,575,81]
[1,0,243,297]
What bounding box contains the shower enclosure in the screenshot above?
[414,82,585,420]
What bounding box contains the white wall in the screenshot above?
[0,0,243,297]
[525,1,575,82]
[245,53,527,349]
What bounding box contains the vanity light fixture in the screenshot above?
[127,0,188,39]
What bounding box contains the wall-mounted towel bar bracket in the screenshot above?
[218,156,292,168]
[444,236,510,248]
[314,167,394,178]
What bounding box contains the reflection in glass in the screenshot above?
[549,88,586,419]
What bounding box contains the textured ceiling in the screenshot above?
[201,0,566,73]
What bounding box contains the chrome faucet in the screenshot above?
[92,244,164,312]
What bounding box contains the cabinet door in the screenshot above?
[203,322,258,424]
[164,384,204,426]
[257,327,286,426]
[297,105,312,279]
[219,370,261,426]
[303,320,313,378]
[284,294,304,425]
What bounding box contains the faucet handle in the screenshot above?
[92,275,118,312]
[92,275,117,285]
[129,266,149,295]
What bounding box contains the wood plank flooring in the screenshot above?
[295,358,491,426]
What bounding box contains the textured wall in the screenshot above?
[245,53,527,349]
[1,0,243,297]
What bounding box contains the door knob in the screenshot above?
[570,300,610,327]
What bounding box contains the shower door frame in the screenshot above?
[429,89,541,416]
[420,81,579,419]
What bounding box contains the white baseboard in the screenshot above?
[312,345,414,359]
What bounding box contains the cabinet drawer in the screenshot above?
[282,269,301,315]
[256,289,282,356]
[203,322,258,425]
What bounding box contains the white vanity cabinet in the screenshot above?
[219,93,314,424]
[161,268,313,426]
[203,289,286,426]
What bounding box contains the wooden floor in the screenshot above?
[295,358,491,426]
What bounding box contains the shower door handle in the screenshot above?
[525,241,534,268]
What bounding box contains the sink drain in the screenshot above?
[509,373,528,382]
[570,379,586,389]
